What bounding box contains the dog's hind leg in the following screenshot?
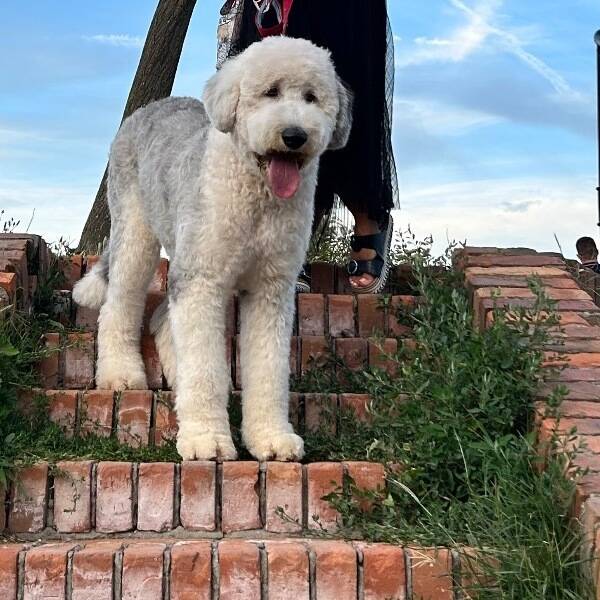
[239,280,304,461]
[150,298,177,388]
[96,185,160,390]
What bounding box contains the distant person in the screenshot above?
[576,236,600,274]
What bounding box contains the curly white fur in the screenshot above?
[72,255,108,309]
[73,37,352,461]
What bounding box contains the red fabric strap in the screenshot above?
[255,0,295,38]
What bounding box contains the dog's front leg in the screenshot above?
[170,278,237,461]
[239,280,304,461]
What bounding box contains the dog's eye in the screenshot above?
[304,91,318,104]
[264,86,279,98]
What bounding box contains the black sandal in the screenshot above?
[295,265,311,293]
[346,215,394,294]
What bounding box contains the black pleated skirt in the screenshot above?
[221,0,399,225]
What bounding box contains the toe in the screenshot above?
[215,435,238,461]
[177,431,237,461]
[349,274,375,289]
[273,433,304,461]
[245,431,304,461]
[96,360,148,391]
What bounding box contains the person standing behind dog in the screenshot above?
[218,0,399,294]
[576,236,600,274]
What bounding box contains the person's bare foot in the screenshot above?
[349,218,380,289]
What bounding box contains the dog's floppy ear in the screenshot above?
[203,57,242,133]
[328,77,354,150]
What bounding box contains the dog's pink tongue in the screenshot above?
[267,156,300,199]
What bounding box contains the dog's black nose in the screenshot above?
[282,127,308,150]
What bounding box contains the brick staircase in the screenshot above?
[6,237,600,597]
[43,255,414,392]
[0,237,462,599]
[458,246,600,592]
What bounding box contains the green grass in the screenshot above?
[0,318,180,487]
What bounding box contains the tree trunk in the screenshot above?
[78,0,198,253]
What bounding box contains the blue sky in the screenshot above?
[1,0,599,256]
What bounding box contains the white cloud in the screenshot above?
[395,176,597,258]
[83,34,144,49]
[394,97,502,136]
[414,37,453,47]
[0,180,94,247]
[450,0,582,101]
[0,126,55,145]
[397,0,583,103]
[397,0,499,67]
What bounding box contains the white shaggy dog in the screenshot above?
[73,37,353,461]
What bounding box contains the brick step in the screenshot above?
[0,233,49,310]
[57,256,417,333]
[22,390,376,447]
[62,254,416,296]
[39,329,409,391]
[458,247,600,527]
[2,460,386,537]
[71,292,417,338]
[0,537,465,600]
[46,272,417,392]
[461,260,600,331]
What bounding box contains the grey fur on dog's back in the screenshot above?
[73,98,211,310]
[109,97,211,256]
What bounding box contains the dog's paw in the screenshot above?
[244,430,305,462]
[177,430,237,461]
[96,360,148,391]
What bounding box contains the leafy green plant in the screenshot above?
[302,235,590,598]
[1,210,21,234]
[0,240,182,485]
[306,215,353,265]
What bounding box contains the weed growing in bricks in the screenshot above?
[302,237,591,598]
[0,242,75,441]
[1,210,21,234]
[0,310,63,484]
[290,351,370,394]
[33,238,71,316]
[0,383,180,487]
[306,216,352,264]
[0,327,181,483]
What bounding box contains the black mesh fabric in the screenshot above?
[218,0,399,226]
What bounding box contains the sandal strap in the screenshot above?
[348,231,386,278]
[346,257,384,278]
[350,232,386,258]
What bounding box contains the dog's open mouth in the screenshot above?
[258,152,305,200]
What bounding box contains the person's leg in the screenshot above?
[348,212,381,288]
[289,1,398,289]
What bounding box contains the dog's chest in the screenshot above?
[205,164,312,255]
[224,195,308,257]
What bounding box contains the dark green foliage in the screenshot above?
[302,239,591,598]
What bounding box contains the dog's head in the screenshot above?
[203,36,353,200]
